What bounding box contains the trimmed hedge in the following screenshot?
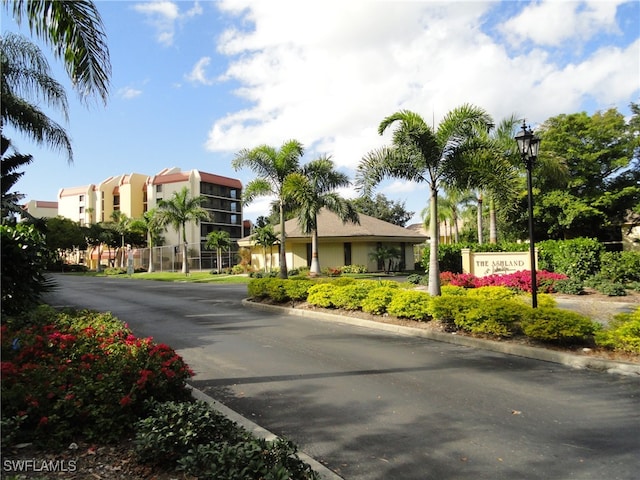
[521,308,600,344]
[595,308,640,354]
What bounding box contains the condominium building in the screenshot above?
[57,167,244,247]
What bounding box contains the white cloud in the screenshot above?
[118,86,143,99]
[205,0,639,185]
[133,1,202,46]
[499,0,624,47]
[185,57,214,85]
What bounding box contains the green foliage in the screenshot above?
[135,400,248,466]
[340,264,368,274]
[429,296,481,324]
[554,278,585,295]
[331,281,378,310]
[599,251,640,284]
[595,308,640,354]
[440,285,466,296]
[176,437,319,480]
[455,300,530,338]
[361,286,399,315]
[521,308,600,344]
[594,281,627,297]
[104,267,126,275]
[1,223,55,315]
[387,290,431,321]
[406,273,426,285]
[537,238,603,281]
[1,307,193,447]
[284,280,314,303]
[464,286,517,301]
[247,278,271,299]
[265,279,288,302]
[306,283,336,308]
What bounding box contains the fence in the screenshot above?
[101,243,240,272]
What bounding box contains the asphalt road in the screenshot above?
[44,274,640,480]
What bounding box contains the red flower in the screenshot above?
[38,416,48,426]
[120,395,132,407]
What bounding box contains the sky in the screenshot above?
[4,0,639,225]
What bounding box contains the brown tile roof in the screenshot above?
[199,172,242,189]
[247,209,428,243]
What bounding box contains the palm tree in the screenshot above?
[156,186,210,274]
[6,0,111,105]
[368,245,401,274]
[129,208,163,273]
[109,211,130,268]
[283,156,359,276]
[1,33,73,162]
[232,139,304,279]
[1,134,32,219]
[205,230,231,274]
[357,105,492,295]
[253,223,278,272]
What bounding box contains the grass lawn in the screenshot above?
[127,271,252,283]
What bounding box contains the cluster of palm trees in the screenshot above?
[232,140,359,278]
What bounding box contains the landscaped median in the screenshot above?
[244,277,640,375]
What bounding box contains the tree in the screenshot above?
[205,230,231,274]
[129,208,164,273]
[1,33,73,162]
[6,0,111,105]
[43,216,87,267]
[534,107,639,239]
[232,139,305,279]
[156,186,210,275]
[283,156,359,276]
[109,211,130,268]
[253,223,278,272]
[351,193,413,226]
[368,245,401,273]
[1,134,32,219]
[357,105,492,295]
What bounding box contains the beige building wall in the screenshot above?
[58,185,96,225]
[22,200,58,219]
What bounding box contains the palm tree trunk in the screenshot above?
[477,195,483,244]
[309,226,321,276]
[428,185,441,296]
[489,197,498,244]
[278,201,288,279]
[181,224,189,275]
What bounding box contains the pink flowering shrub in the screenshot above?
[441,270,568,293]
[1,306,193,447]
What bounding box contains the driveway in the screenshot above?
[45,275,640,480]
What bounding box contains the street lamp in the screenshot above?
[515,120,540,308]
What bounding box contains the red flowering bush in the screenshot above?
[441,270,568,293]
[1,306,193,447]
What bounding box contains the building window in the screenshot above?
[230,189,237,199]
[231,202,237,212]
[79,195,84,202]
[79,206,84,214]
[231,214,238,224]
[156,185,162,193]
[344,242,352,266]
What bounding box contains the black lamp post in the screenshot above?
[515,120,540,308]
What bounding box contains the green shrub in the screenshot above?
[406,273,425,284]
[521,308,600,344]
[306,283,336,308]
[176,438,318,480]
[104,267,126,275]
[554,278,585,295]
[429,296,481,326]
[331,281,378,310]
[266,279,288,302]
[537,238,603,281]
[595,281,627,297]
[455,300,530,338]
[440,285,467,296]
[387,290,431,321]
[362,286,398,315]
[1,223,54,316]
[284,280,314,303]
[135,400,248,466]
[465,286,517,301]
[595,308,640,354]
[247,278,271,299]
[599,251,640,284]
[341,264,368,274]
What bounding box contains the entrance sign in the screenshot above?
[461,248,537,277]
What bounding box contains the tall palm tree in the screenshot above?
[156,187,210,275]
[205,230,231,274]
[357,105,492,295]
[283,156,359,276]
[1,134,32,219]
[232,139,304,279]
[6,0,111,105]
[109,211,130,268]
[1,33,73,162]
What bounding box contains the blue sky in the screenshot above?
[4,0,639,225]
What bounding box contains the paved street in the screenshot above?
[45,274,640,480]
